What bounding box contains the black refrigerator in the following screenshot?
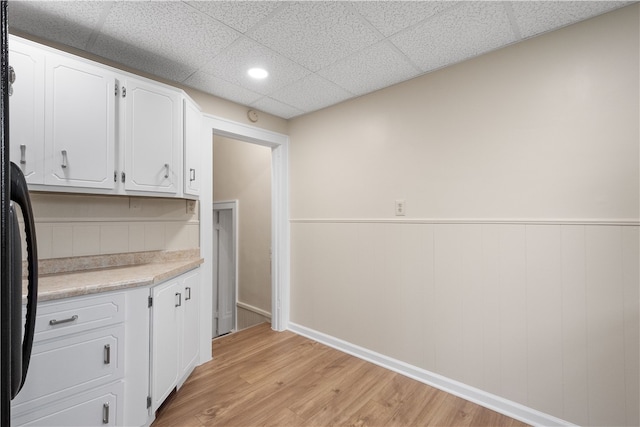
[0,0,39,425]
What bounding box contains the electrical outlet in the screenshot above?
[395,199,406,216]
[129,197,141,212]
[186,200,196,214]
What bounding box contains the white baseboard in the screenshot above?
[236,301,271,319]
[288,322,575,427]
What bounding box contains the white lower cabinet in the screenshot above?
[151,268,200,412]
[11,293,126,427]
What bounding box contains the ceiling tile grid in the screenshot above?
[196,36,311,96]
[7,1,636,119]
[8,1,109,51]
[247,1,383,72]
[390,1,519,73]
[92,1,241,82]
[317,40,421,96]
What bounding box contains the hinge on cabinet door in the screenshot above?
[147,396,152,409]
[115,82,118,97]
[114,171,117,182]
[148,296,153,307]
[122,86,127,98]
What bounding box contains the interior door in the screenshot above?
[214,208,235,337]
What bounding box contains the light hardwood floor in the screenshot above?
[152,323,529,427]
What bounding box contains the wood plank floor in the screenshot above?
[152,323,529,427]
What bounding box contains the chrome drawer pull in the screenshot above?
[20,145,26,165]
[61,150,68,169]
[190,168,195,182]
[164,163,170,179]
[104,344,111,364]
[49,314,78,326]
[102,402,110,424]
[185,287,191,301]
[175,292,182,307]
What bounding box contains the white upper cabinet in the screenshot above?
[122,77,181,195]
[7,35,204,199]
[9,38,45,184]
[183,97,202,198]
[44,53,116,189]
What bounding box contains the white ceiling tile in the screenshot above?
[199,37,310,96]
[184,72,263,107]
[92,41,196,82]
[92,1,240,80]
[351,1,456,37]
[511,1,634,39]
[185,1,283,34]
[318,41,419,96]
[391,2,518,73]
[269,74,353,113]
[251,97,305,120]
[8,1,110,50]
[249,1,381,72]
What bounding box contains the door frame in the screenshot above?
[200,114,289,361]
[213,200,238,336]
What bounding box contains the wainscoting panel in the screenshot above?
[290,221,639,427]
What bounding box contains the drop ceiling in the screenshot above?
[7,1,634,119]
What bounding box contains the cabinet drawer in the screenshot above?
[34,293,125,342]
[12,325,124,412]
[13,381,123,426]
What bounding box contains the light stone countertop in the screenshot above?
[23,250,203,302]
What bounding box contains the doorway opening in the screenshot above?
[212,135,273,337]
[201,114,289,349]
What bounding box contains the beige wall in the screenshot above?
[213,136,272,316]
[289,5,639,427]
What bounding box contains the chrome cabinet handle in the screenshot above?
[102,402,110,424]
[164,163,170,179]
[175,292,182,307]
[20,145,26,165]
[189,168,195,182]
[185,287,191,301]
[104,344,111,364]
[49,314,78,326]
[61,150,68,169]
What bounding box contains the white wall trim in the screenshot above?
[290,218,640,226]
[236,301,272,319]
[204,113,290,333]
[288,322,577,427]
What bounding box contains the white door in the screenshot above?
[44,53,116,189]
[123,77,181,194]
[214,206,235,337]
[151,280,179,411]
[9,38,45,184]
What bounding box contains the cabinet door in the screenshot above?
[44,53,116,189]
[11,326,124,411]
[179,270,200,381]
[13,382,123,427]
[183,97,201,197]
[8,38,45,184]
[151,280,180,411]
[124,78,181,194]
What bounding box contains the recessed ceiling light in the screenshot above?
[247,67,268,79]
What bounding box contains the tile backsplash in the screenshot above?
[19,193,199,260]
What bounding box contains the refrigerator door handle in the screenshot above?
[9,162,38,398]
